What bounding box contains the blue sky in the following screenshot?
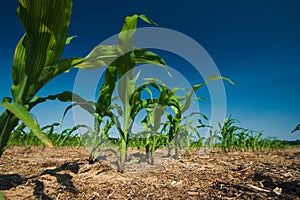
[0,0,299,140]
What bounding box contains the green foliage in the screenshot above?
[216,116,242,152]
[258,137,287,150]
[75,13,231,171]
[216,116,287,152]
[2,98,53,147]
[0,1,290,171]
[129,79,182,164]
[8,123,83,147]
[171,112,210,155]
[0,0,85,156]
[71,14,171,172]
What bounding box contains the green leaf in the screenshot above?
[2,98,53,147]
[80,45,119,69]
[65,36,77,45]
[28,91,95,115]
[139,14,158,26]
[15,0,72,85]
[181,75,234,113]
[35,57,84,92]
[118,15,139,54]
[12,0,73,102]
[134,48,171,76]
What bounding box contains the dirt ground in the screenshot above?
[0,146,299,200]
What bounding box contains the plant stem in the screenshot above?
[0,111,19,157]
[119,139,127,172]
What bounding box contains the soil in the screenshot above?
[0,146,299,199]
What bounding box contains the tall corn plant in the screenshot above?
[87,15,175,172]
[0,0,85,156]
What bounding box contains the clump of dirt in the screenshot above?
[0,146,299,199]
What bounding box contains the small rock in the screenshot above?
[171,180,182,187]
[272,187,282,196]
[188,191,198,196]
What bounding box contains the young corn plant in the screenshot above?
[216,116,241,152]
[135,84,180,165]
[65,14,233,171]
[204,129,218,150]
[170,77,233,158]
[56,124,86,147]
[246,130,263,151]
[78,15,176,172]
[146,77,233,159]
[265,138,286,150]
[235,129,249,151]
[140,105,167,165]
[0,0,86,156]
[175,112,210,155]
[8,122,83,146]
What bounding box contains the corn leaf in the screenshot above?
[134,48,171,76]
[65,36,77,45]
[139,14,158,26]
[28,91,95,114]
[12,0,73,102]
[118,15,139,54]
[181,76,234,113]
[1,98,53,147]
[79,46,119,69]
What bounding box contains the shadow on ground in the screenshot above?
[0,161,80,199]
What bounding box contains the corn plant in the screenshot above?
[58,13,232,171]
[216,116,242,152]
[257,136,286,150]
[130,78,222,161]
[92,42,232,170]
[42,122,61,136]
[135,86,180,165]
[142,77,234,159]
[170,77,233,158]
[235,129,249,151]
[246,130,263,151]
[174,112,210,155]
[0,0,87,156]
[74,15,177,172]
[139,105,166,165]
[56,124,86,146]
[203,129,218,149]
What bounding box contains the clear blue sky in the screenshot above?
[0,0,299,140]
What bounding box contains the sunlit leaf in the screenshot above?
[2,98,53,147]
[65,36,77,45]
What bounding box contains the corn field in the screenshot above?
[0,0,296,173]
